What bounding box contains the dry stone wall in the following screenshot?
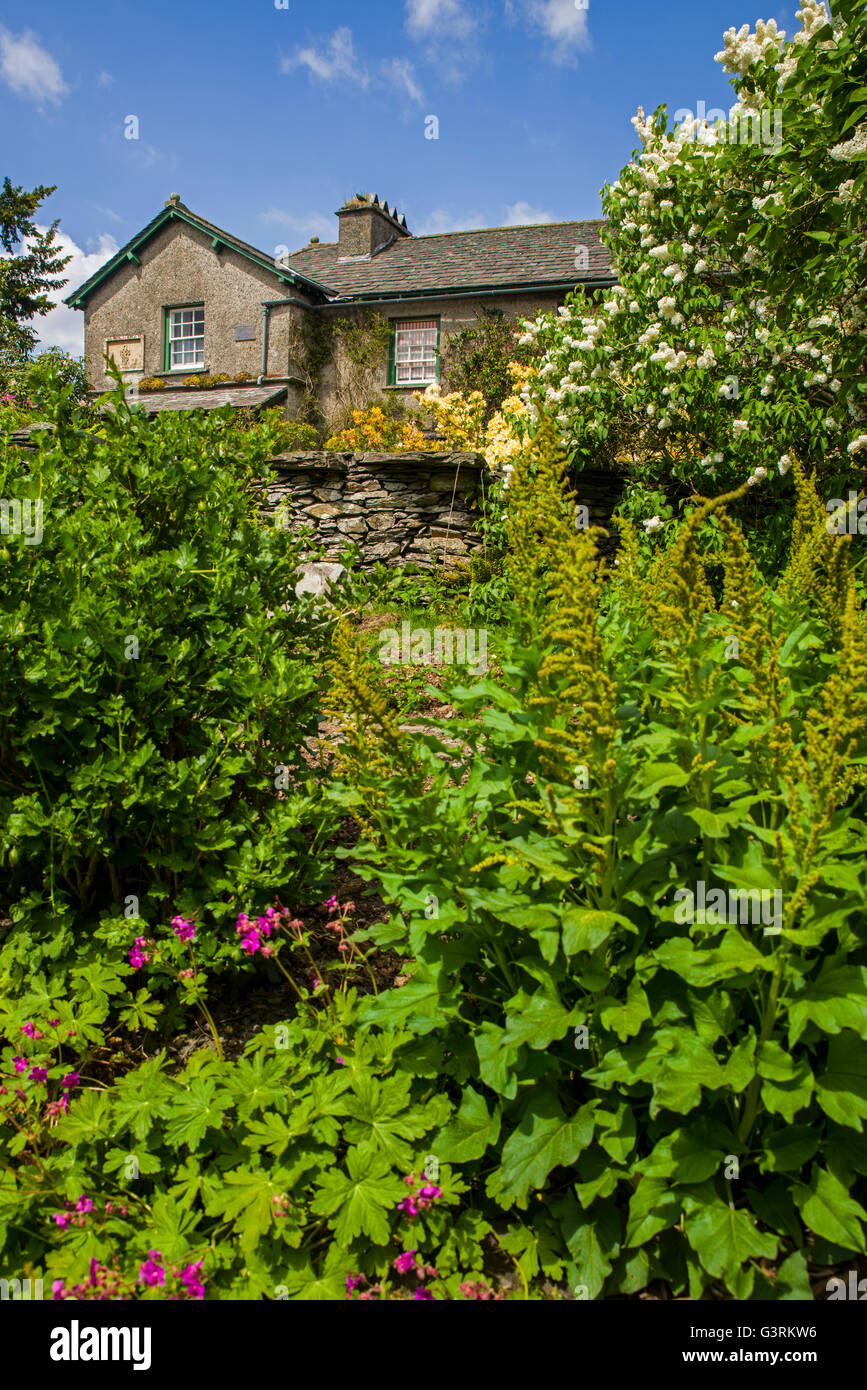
[264,451,487,569]
[263,451,625,569]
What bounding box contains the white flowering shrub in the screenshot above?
[520,0,866,511]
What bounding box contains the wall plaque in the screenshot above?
[106,337,145,371]
[234,325,256,341]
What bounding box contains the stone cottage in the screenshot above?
[65,192,614,423]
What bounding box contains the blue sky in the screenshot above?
[0,0,790,353]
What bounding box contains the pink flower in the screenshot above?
[60,1072,79,1089]
[346,1273,366,1296]
[417,1184,442,1209]
[21,1022,36,1037]
[76,1195,94,1214]
[393,1250,417,1275]
[44,1098,69,1119]
[53,1213,69,1230]
[336,1057,346,1066]
[397,1197,418,1220]
[12,1057,27,1074]
[48,1018,60,1028]
[325,896,339,913]
[128,937,150,969]
[139,1250,165,1287]
[28,1066,48,1084]
[52,1279,66,1300]
[181,1261,205,1299]
[413,1287,434,1300]
[171,915,196,943]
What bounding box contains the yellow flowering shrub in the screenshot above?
[414,384,487,451]
[324,405,438,452]
[416,364,534,479]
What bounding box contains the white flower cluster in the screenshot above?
[715,18,785,76]
[830,126,867,161]
[833,179,856,203]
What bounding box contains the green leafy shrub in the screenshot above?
[0,940,509,1300]
[324,426,867,1299]
[138,377,166,392]
[260,410,320,452]
[0,367,336,985]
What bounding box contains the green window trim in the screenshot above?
[388,316,440,387]
[163,303,205,372]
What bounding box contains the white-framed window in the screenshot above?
[392,318,439,385]
[167,306,205,370]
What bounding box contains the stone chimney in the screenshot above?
[336,193,410,261]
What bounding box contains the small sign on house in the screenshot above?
[234,325,256,341]
[106,336,145,371]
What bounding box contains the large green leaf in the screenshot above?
[499,1091,595,1198]
[625,1176,682,1248]
[163,1077,230,1149]
[597,979,651,1042]
[652,933,768,985]
[788,965,867,1045]
[816,1031,867,1131]
[502,988,576,1050]
[757,1040,815,1123]
[562,907,634,955]
[310,1148,404,1246]
[792,1167,867,1253]
[683,1195,778,1288]
[434,1085,501,1163]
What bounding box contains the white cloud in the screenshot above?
[259,208,336,249]
[281,27,369,86]
[510,0,591,63]
[413,209,487,235]
[503,201,554,225]
[383,57,424,105]
[92,204,124,226]
[97,69,114,87]
[405,0,478,82]
[33,229,119,355]
[406,0,475,40]
[0,27,69,108]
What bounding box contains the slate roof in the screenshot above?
[282,219,613,299]
[111,384,288,415]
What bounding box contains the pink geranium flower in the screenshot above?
[171,915,196,943]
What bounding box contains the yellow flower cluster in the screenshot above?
[415,364,534,475]
[325,405,437,452]
[414,384,487,450]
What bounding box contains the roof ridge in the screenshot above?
[410,219,606,241]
